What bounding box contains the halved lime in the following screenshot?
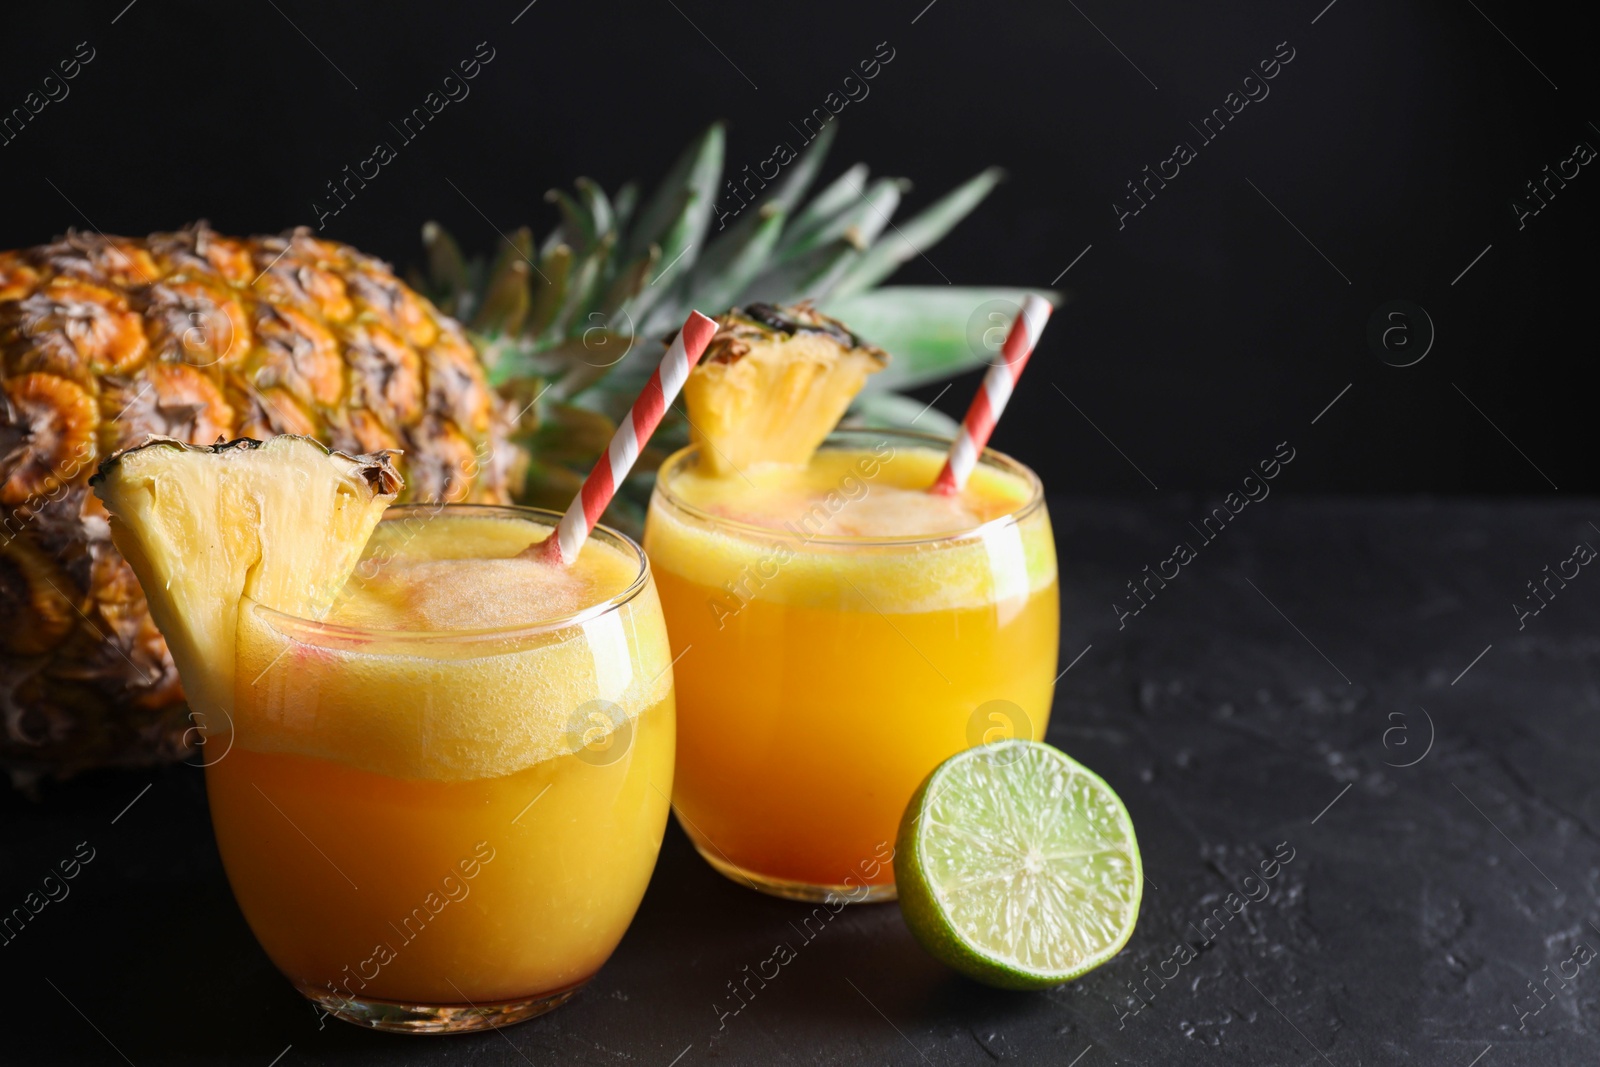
[895,740,1142,989]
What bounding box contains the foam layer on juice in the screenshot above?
[646,445,1056,613]
[232,514,672,782]
[326,519,639,632]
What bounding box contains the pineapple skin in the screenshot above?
[0,225,522,781]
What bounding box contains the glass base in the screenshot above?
[693,843,897,904]
[297,980,586,1034]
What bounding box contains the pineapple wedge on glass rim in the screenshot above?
[684,302,888,474]
[89,434,400,726]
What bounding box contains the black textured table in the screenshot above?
[4,498,1595,1066]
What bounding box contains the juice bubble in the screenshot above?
[651,445,1055,615]
[234,514,670,781]
[793,487,987,538]
[671,446,1026,538]
[328,518,638,632]
[332,558,599,631]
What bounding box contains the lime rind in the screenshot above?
[895,740,1142,989]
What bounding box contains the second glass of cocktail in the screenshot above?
[643,304,1060,902]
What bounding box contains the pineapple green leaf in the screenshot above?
[611,182,639,233]
[575,177,614,241]
[499,373,550,433]
[536,339,626,402]
[651,191,708,289]
[829,167,1005,301]
[766,121,838,215]
[691,177,785,294]
[622,121,725,264]
[742,237,861,306]
[545,188,595,247]
[773,162,869,261]
[598,250,659,317]
[579,336,667,414]
[844,389,961,438]
[472,258,531,337]
[484,226,535,295]
[527,243,573,341]
[421,221,470,314]
[684,205,787,313]
[416,121,1020,512]
[518,459,586,513]
[795,176,908,267]
[530,402,617,464]
[625,195,688,328]
[472,334,520,385]
[554,235,611,339]
[538,223,566,259]
[818,286,1063,393]
[578,233,618,319]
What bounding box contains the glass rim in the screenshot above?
[252,503,651,645]
[651,427,1047,549]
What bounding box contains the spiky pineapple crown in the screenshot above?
[409,121,1054,529]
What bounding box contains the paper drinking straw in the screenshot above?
[930,293,1052,495]
[540,309,720,564]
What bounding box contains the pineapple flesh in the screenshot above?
[90,435,399,723]
[684,303,887,474]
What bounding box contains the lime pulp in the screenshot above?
[894,740,1143,989]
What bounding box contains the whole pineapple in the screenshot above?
[0,224,520,780]
[3,122,1047,783]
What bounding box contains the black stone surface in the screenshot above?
[3,497,1597,1066]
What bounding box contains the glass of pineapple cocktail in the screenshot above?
[222,505,672,1030]
[642,306,1059,902]
[93,438,673,1033]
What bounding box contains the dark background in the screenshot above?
[5,6,1600,1066]
[0,0,1589,495]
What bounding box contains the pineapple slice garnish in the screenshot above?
[90,435,400,721]
[683,302,888,474]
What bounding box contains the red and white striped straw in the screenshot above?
[540,310,720,564]
[930,293,1052,496]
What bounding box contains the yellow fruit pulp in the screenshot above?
[643,441,1058,893]
[683,327,883,474]
[207,510,674,1005]
[93,436,396,723]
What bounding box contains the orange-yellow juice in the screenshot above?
[644,432,1058,899]
[206,508,674,1029]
